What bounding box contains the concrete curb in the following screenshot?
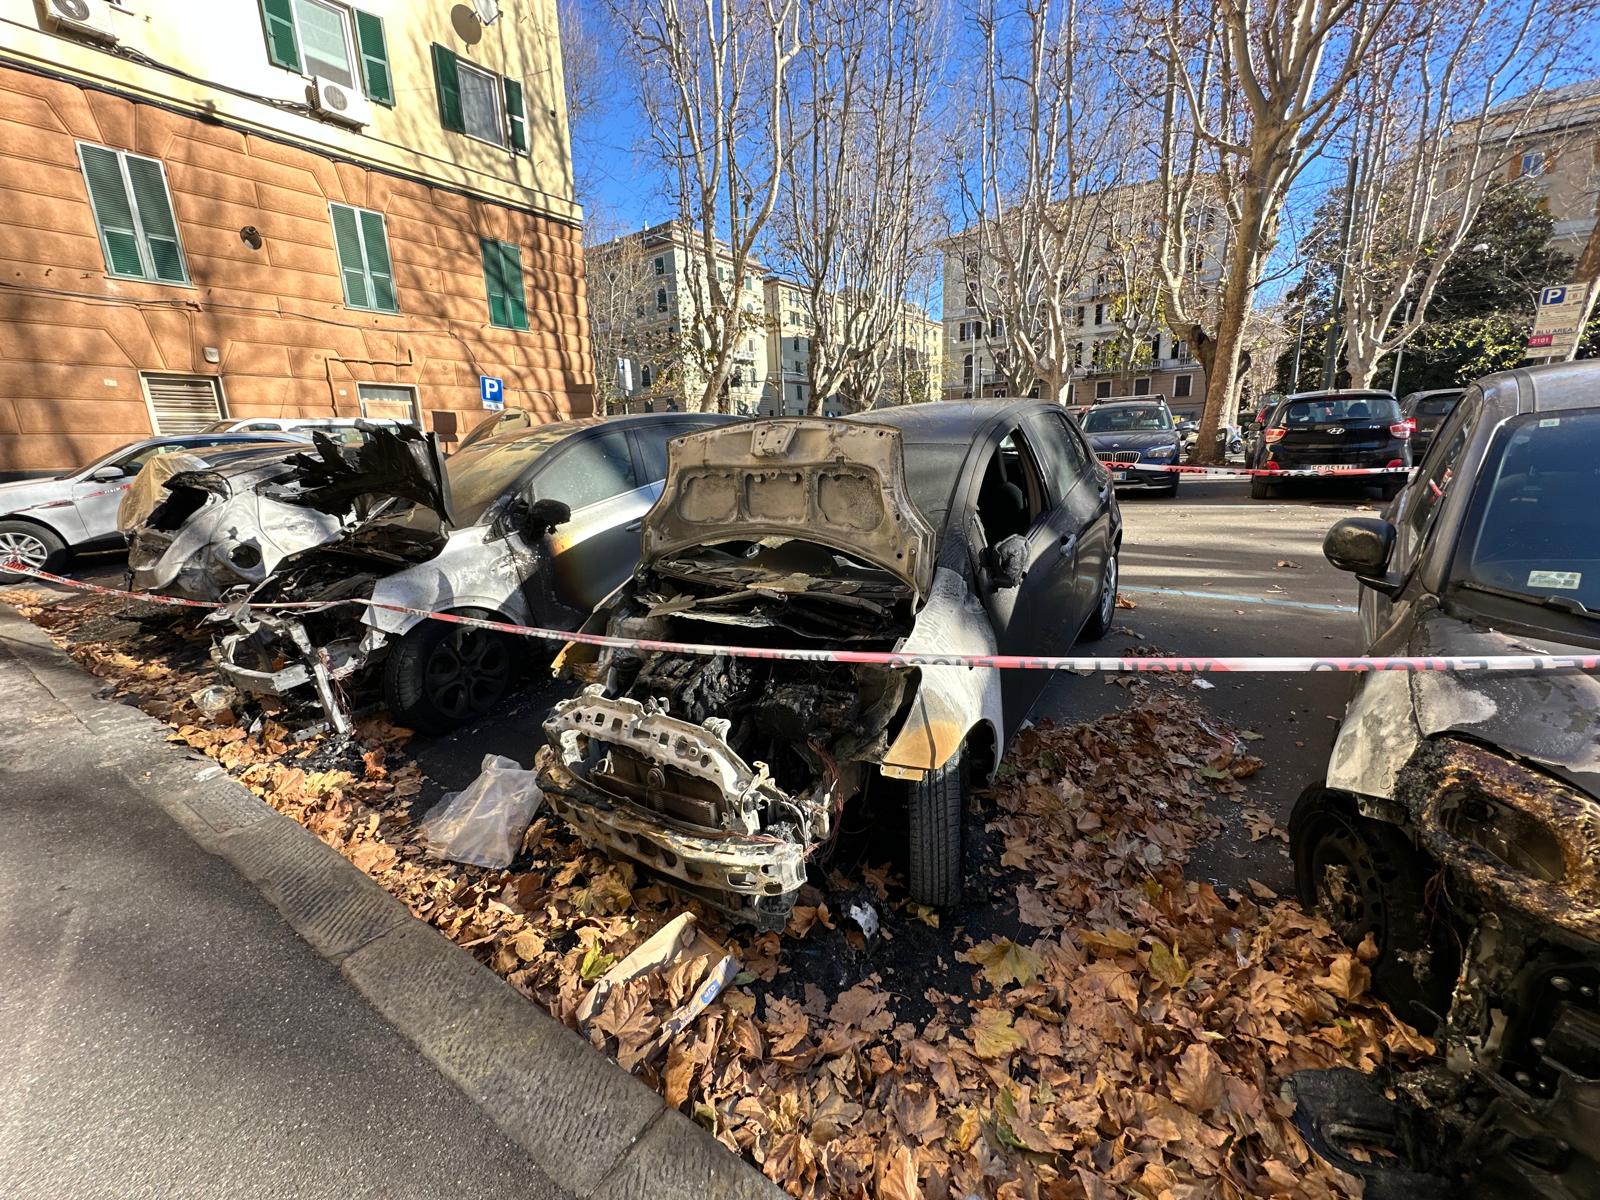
[0,603,785,1200]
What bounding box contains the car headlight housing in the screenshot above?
[1144,444,1176,460]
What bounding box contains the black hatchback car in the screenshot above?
[1286,363,1600,1198]
[1247,389,1412,500]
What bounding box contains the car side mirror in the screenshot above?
[989,534,1028,591]
[90,464,126,481]
[524,497,571,536]
[1324,517,1401,595]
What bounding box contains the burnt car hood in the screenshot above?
[272,425,453,525]
[1408,605,1600,799]
[641,418,936,601]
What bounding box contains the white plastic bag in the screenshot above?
[417,753,543,869]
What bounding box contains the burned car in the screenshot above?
[1288,363,1600,1198]
[535,403,1123,924]
[211,414,733,735]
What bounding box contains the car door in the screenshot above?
[526,429,647,613]
[967,421,1069,729]
[71,438,238,544]
[1027,409,1113,639]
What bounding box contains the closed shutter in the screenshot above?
[358,209,395,311]
[259,0,301,70]
[329,203,397,312]
[504,78,528,155]
[78,143,189,284]
[79,144,144,278]
[124,156,187,283]
[432,44,464,132]
[481,239,527,330]
[143,374,223,433]
[354,9,393,105]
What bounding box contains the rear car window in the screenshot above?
[1416,395,1461,417]
[1281,396,1400,425]
[1463,410,1600,610]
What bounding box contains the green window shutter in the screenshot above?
[354,10,393,106]
[358,209,396,312]
[124,156,187,283]
[432,44,464,133]
[259,0,301,71]
[480,238,510,327]
[330,203,371,309]
[500,242,528,329]
[79,144,145,279]
[504,78,528,155]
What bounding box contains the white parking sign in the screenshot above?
[1525,282,1590,359]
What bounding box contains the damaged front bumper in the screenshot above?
[535,688,810,926]
[212,605,386,734]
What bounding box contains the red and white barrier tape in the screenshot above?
[5,561,1597,675]
[1098,461,1409,478]
[11,481,133,514]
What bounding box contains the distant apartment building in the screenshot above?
[586,221,767,414]
[0,0,590,477]
[940,188,1221,419]
[1466,78,1600,258]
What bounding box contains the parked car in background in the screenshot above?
[212,413,737,735]
[1080,400,1183,496]
[537,401,1122,924]
[1246,389,1411,500]
[0,432,308,581]
[201,416,414,447]
[1287,363,1600,1199]
[1399,388,1464,461]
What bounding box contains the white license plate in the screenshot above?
[1113,471,1129,482]
[1312,463,1360,471]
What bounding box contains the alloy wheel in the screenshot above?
[422,628,513,721]
[1099,553,1119,627]
[0,529,49,570]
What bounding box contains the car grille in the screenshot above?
[1099,451,1141,464]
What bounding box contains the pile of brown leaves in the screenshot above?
[7,591,1434,1199]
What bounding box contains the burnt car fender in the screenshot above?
[879,565,1003,784]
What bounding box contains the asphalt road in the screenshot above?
[1032,474,1374,893]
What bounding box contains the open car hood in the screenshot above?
[642,418,936,601]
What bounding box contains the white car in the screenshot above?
[0,432,307,581]
[200,417,414,446]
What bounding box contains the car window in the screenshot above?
[1415,395,1460,417]
[113,438,242,475]
[531,431,639,512]
[1402,388,1482,556]
[636,420,724,482]
[1080,405,1172,432]
[1280,396,1401,425]
[445,429,574,524]
[901,442,968,527]
[975,426,1048,545]
[1461,410,1600,610]
[1028,410,1094,496]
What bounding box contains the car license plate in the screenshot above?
[1113,471,1128,482]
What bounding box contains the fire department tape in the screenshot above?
[1101,462,1410,478]
[5,561,1597,676]
[12,481,133,514]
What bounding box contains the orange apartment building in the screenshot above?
[0,0,593,479]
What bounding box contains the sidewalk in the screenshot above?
[0,615,574,1200]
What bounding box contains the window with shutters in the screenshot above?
[328,202,396,312]
[258,1,393,105]
[431,45,527,153]
[141,374,225,433]
[481,239,529,330]
[77,143,189,285]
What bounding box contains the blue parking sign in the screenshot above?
[1540,286,1569,306]
[480,375,505,411]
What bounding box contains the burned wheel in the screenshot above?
[909,746,967,908]
[1290,786,1452,1031]
[383,612,518,735]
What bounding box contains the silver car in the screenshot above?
[0,432,307,581]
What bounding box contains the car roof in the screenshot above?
[1090,398,1170,409]
[849,399,1050,443]
[1281,389,1395,402]
[1476,361,1600,416]
[1401,388,1464,401]
[157,432,305,445]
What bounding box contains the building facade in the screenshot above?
[0,0,591,477]
[1472,79,1600,259]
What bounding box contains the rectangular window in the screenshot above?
[357,383,418,422]
[142,373,224,433]
[1521,150,1545,177]
[1095,380,1111,399]
[1094,303,1105,325]
[259,1,392,104]
[1133,377,1150,396]
[1174,373,1192,398]
[78,143,189,285]
[481,238,529,330]
[654,256,665,275]
[328,202,396,311]
[431,45,527,153]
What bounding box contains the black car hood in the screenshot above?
[1408,605,1600,799]
[1085,430,1179,451]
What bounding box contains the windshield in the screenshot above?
[1081,406,1173,433]
[1414,394,1461,417]
[901,442,968,527]
[1280,395,1400,426]
[444,428,572,524]
[1460,410,1600,612]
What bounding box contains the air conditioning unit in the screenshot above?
[42,0,119,43]
[311,76,373,129]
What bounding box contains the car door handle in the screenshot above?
[625,519,643,533]
[1059,533,1078,558]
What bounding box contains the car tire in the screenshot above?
[909,746,966,908]
[1250,476,1273,500]
[1289,786,1454,1031]
[1079,547,1119,642]
[382,610,520,736]
[0,520,66,582]
[1162,478,1180,499]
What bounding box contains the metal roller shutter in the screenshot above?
[141,373,224,433]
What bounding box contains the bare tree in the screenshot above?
[583,227,694,416]
[1143,0,1402,463]
[1335,0,1575,388]
[775,0,941,414]
[619,0,802,412]
[951,0,1147,404]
